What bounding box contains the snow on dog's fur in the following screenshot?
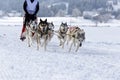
[66,26,85,52]
[25,20,37,47]
[55,22,68,48]
[36,19,53,50]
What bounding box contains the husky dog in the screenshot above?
[48,22,54,31]
[48,22,55,41]
[26,20,37,47]
[56,22,69,48]
[36,19,53,50]
[66,26,85,52]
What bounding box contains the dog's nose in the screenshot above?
[33,26,35,29]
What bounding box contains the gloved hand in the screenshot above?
[32,13,36,17]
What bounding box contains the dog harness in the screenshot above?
[26,0,38,14]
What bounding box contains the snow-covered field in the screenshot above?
[0,17,120,80]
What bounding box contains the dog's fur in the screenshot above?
[66,26,85,52]
[25,20,37,47]
[56,22,68,48]
[48,22,54,31]
[48,22,55,41]
[36,19,53,50]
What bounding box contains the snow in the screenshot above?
[0,17,120,80]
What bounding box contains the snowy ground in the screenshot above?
[0,17,120,80]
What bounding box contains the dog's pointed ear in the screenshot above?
[40,19,42,22]
[45,19,47,22]
[65,22,67,25]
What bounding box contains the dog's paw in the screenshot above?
[20,37,26,41]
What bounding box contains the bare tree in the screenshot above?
[55,9,66,17]
[72,8,82,17]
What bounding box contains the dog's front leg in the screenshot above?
[62,37,66,49]
[57,35,62,46]
[69,41,73,52]
[66,35,69,45]
[66,34,71,45]
[29,35,33,47]
[75,41,80,52]
[28,38,30,47]
[59,39,62,46]
[75,45,79,52]
[73,38,76,47]
[44,39,47,51]
[69,38,75,52]
[43,36,48,51]
[37,35,40,50]
[27,32,31,47]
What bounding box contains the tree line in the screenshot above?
[0,0,111,17]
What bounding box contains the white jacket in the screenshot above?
[26,0,38,14]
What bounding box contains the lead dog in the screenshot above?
[66,26,85,52]
[36,19,53,50]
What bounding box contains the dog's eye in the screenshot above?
[41,24,44,26]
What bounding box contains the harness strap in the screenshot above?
[59,30,67,39]
[37,26,50,37]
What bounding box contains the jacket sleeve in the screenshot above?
[23,1,28,14]
[34,2,39,15]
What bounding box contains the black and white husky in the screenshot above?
[55,22,69,48]
[26,20,37,47]
[36,19,54,50]
[66,26,85,52]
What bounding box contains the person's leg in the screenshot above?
[20,15,27,41]
[31,15,37,23]
[34,16,37,22]
[20,24,26,36]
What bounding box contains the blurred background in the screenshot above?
[0,0,120,22]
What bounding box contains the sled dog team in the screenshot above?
[23,19,85,52]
